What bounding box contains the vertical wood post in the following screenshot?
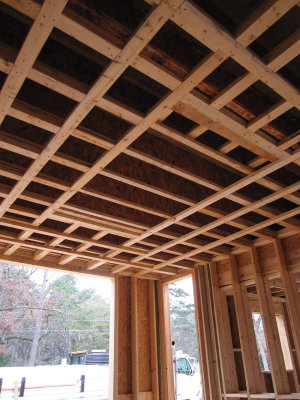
[211,261,239,396]
[193,265,221,400]
[131,277,139,400]
[281,302,300,391]
[251,247,290,395]
[109,278,116,400]
[19,377,26,397]
[157,281,175,400]
[193,267,210,400]
[229,255,265,395]
[149,281,159,400]
[80,375,85,393]
[113,276,119,400]
[274,239,300,373]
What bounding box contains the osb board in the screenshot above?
[236,251,253,283]
[216,258,230,287]
[257,243,279,276]
[118,276,132,395]
[248,296,282,315]
[248,297,261,313]
[281,233,300,269]
[118,392,153,400]
[216,234,300,288]
[137,278,152,392]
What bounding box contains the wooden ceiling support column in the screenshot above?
[274,240,300,374]
[131,277,139,400]
[193,265,222,400]
[148,281,159,400]
[210,261,239,396]
[229,255,266,394]
[156,281,174,400]
[251,247,290,395]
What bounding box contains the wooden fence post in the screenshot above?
[19,377,26,397]
[80,374,85,393]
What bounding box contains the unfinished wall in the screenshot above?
[115,276,159,400]
[208,234,300,399]
[113,234,300,400]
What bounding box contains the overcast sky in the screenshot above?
[31,268,112,300]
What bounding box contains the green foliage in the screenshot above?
[0,353,11,367]
[37,274,110,364]
[169,281,198,360]
[0,264,111,366]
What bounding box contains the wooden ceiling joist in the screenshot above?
[0,0,298,279]
[3,97,300,231]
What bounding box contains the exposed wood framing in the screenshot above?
[229,255,266,394]
[0,1,299,398]
[251,248,290,395]
[274,240,300,374]
[193,265,221,400]
[148,281,159,400]
[210,235,300,399]
[0,0,68,125]
[131,277,139,400]
[0,0,299,279]
[157,281,174,400]
[211,261,239,396]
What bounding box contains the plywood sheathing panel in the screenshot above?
[215,233,300,288]
[137,279,152,392]
[118,276,132,395]
[281,234,300,268]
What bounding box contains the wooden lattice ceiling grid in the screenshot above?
[0,0,299,281]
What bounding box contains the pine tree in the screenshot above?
[169,284,198,360]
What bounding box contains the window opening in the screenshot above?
[252,313,270,371]
[168,277,202,400]
[0,262,114,400]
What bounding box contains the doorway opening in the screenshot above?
[0,262,114,400]
[168,277,202,400]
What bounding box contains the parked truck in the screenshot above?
[69,350,109,365]
[174,351,202,400]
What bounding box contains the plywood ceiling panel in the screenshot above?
[0,0,299,279]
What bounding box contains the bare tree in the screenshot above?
[28,270,49,366]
